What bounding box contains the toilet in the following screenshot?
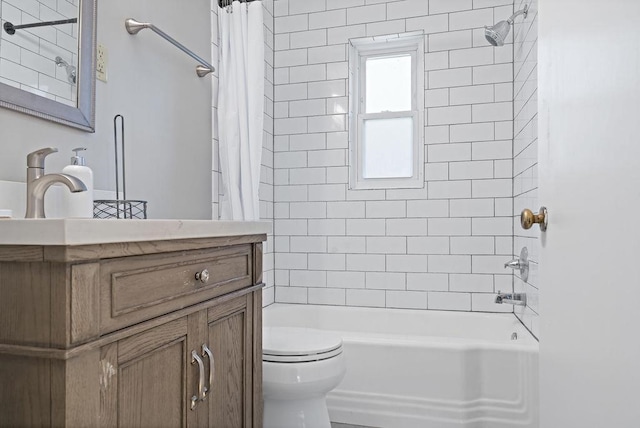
[262,327,346,428]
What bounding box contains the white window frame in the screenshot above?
[348,32,425,190]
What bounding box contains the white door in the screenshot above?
[539,0,640,427]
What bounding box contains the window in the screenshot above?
[349,33,425,190]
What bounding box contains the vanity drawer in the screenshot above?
[98,244,253,334]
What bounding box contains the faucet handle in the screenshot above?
[503,247,530,282]
[27,147,58,168]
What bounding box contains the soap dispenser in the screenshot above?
[62,147,94,218]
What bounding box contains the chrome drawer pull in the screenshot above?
[202,344,214,399]
[195,269,210,284]
[191,350,206,410]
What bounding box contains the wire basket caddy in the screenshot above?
[94,114,148,219]
[93,199,147,219]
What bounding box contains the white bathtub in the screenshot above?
[263,304,539,428]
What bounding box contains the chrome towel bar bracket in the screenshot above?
[125,18,215,77]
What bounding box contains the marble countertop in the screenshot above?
[0,219,271,246]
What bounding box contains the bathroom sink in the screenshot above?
[0,218,271,245]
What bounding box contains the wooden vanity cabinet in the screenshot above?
[101,293,257,428]
[102,316,194,428]
[0,234,265,428]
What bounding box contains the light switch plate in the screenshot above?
[96,44,107,82]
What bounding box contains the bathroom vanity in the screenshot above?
[0,219,269,427]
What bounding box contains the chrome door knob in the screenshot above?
[521,207,548,231]
[195,269,210,284]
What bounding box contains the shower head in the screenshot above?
[55,56,76,84]
[484,20,512,46]
[484,4,529,47]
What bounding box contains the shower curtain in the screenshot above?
[217,0,264,221]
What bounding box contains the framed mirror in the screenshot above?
[0,0,96,132]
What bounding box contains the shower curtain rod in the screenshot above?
[218,0,257,7]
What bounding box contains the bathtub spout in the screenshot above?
[495,291,526,306]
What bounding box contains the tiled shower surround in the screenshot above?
[209,0,541,325]
[271,0,517,312]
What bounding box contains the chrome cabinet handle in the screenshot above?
[191,350,206,410]
[202,344,214,399]
[195,269,210,284]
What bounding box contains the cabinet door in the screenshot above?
[206,295,254,428]
[100,316,207,428]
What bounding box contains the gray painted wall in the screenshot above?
[0,0,212,219]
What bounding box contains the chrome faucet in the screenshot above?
[495,291,527,306]
[25,148,87,219]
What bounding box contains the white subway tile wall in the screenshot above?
[0,0,79,105]
[211,0,275,306]
[512,0,538,337]
[273,0,515,312]
[263,0,276,306]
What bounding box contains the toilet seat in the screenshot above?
[263,327,343,363]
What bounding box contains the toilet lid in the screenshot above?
[263,327,343,363]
